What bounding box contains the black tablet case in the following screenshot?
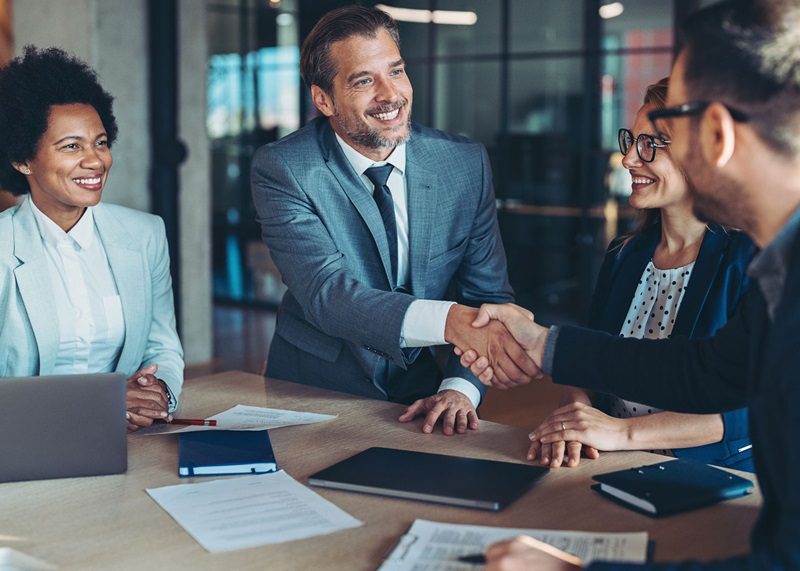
[307,447,547,511]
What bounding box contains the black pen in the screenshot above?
[458,553,487,565]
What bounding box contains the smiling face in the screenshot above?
[665,52,751,231]
[311,28,412,161]
[18,103,112,231]
[622,104,690,212]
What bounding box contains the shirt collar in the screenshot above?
[334,132,406,177]
[747,204,800,319]
[748,205,800,279]
[29,197,96,250]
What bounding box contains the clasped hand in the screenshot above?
[448,303,549,387]
[126,363,171,431]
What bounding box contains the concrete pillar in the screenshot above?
[178,0,213,364]
[13,0,212,365]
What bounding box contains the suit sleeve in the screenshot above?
[251,146,415,366]
[139,216,184,410]
[443,143,514,392]
[552,288,754,414]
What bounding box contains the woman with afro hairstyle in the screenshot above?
[0,46,184,431]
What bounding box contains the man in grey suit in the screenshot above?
[250,5,535,434]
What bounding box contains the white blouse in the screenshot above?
[30,200,126,375]
[608,260,695,453]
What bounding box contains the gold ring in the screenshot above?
[561,421,566,431]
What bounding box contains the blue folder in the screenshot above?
[178,429,278,477]
[592,459,753,517]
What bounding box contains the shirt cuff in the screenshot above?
[542,325,560,376]
[400,300,456,348]
[159,379,178,413]
[438,377,482,408]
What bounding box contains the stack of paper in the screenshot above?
[146,470,362,552]
[379,519,649,570]
[140,404,337,435]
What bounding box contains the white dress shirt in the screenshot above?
[30,200,126,375]
[335,134,479,407]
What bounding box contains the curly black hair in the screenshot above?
[0,46,118,196]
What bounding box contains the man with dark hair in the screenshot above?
[250,5,535,434]
[455,0,800,568]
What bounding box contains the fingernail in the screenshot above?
[159,411,168,417]
[125,412,131,420]
[423,425,432,433]
[541,457,549,465]
[137,376,148,384]
[528,432,537,440]
[167,415,173,422]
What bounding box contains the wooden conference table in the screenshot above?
[1,371,760,570]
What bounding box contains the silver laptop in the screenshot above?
[0,373,127,483]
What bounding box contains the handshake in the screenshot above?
[444,303,551,387]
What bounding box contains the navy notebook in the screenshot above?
[307,447,547,511]
[592,459,754,517]
[178,430,278,477]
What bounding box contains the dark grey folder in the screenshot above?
[308,447,547,511]
[0,373,127,483]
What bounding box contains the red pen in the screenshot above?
[170,418,217,426]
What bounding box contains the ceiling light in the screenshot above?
[375,4,477,26]
[432,10,478,25]
[599,2,624,19]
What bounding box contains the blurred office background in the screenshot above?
[0,0,719,422]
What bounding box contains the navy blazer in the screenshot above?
[587,223,754,470]
[553,228,800,570]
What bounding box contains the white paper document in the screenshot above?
[146,470,362,552]
[140,404,337,435]
[379,519,648,570]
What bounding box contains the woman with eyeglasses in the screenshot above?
[528,77,754,471]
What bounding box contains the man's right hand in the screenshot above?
[486,535,584,571]
[444,305,540,388]
[455,303,550,387]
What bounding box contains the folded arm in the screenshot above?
[529,403,723,467]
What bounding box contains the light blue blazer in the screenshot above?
[0,196,184,407]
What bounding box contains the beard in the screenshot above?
[682,139,751,230]
[333,99,411,149]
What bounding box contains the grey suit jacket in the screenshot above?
[0,197,184,408]
[251,118,513,400]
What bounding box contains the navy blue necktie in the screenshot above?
[364,164,398,287]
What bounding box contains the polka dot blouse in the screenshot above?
[608,260,695,454]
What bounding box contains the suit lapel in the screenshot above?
[603,226,659,334]
[405,135,436,298]
[672,228,727,337]
[12,198,59,374]
[93,205,147,374]
[318,120,394,285]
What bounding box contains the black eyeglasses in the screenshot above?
[647,101,750,140]
[618,128,670,163]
